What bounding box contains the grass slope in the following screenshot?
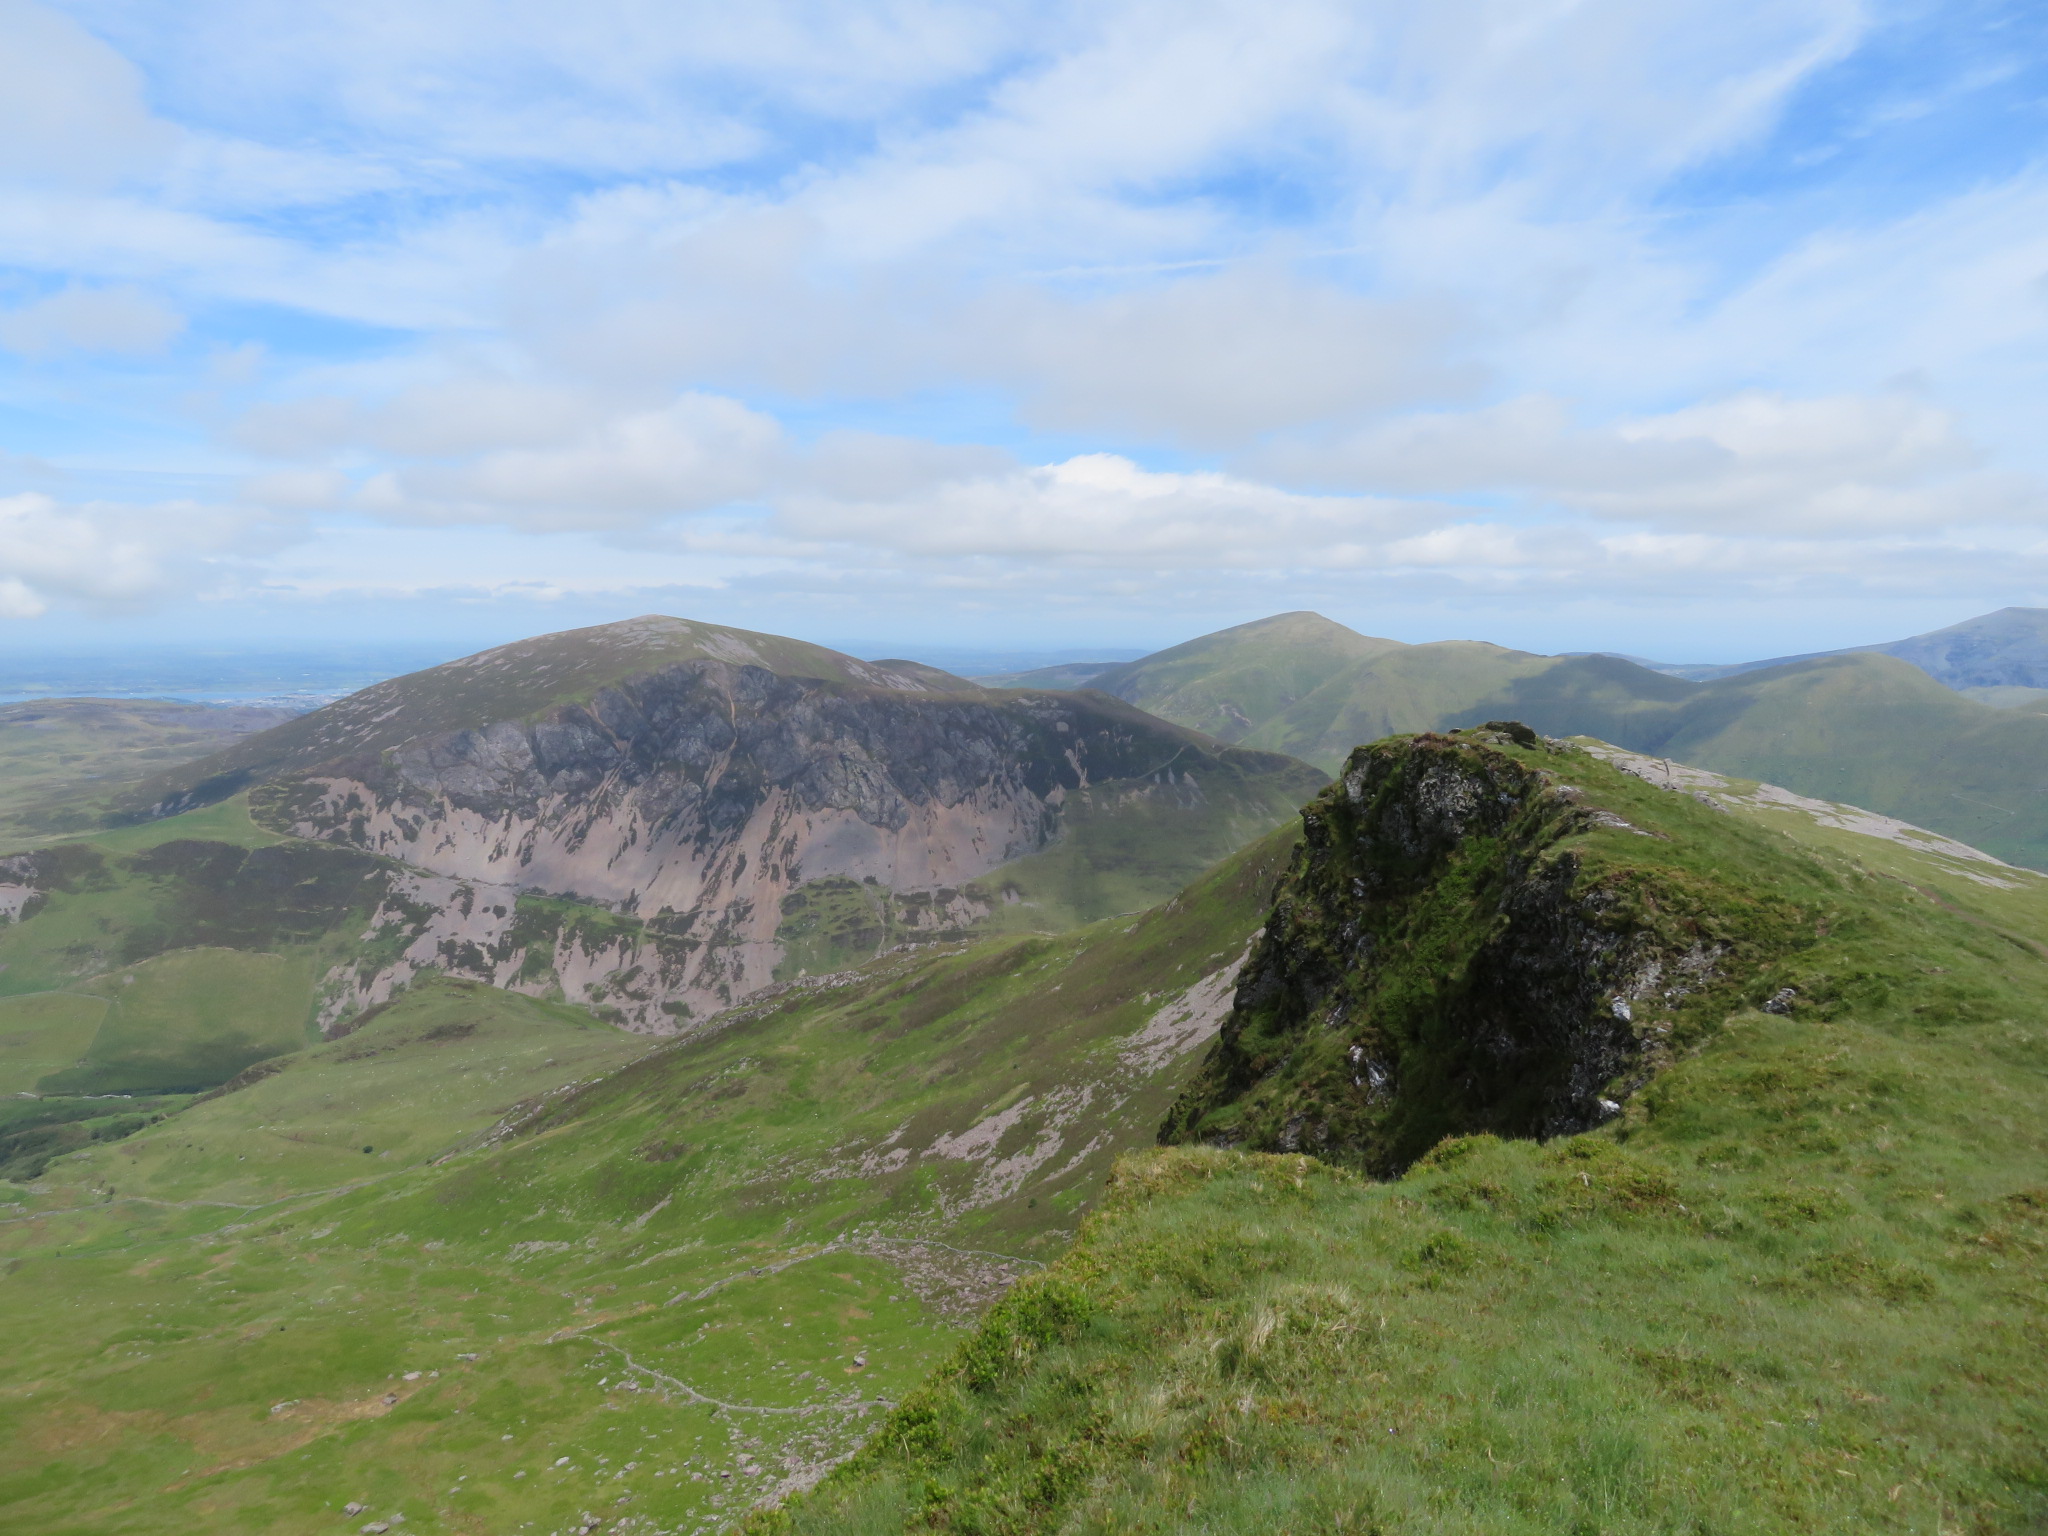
[0,700,291,847]
[1092,613,1400,745]
[1472,652,2048,870]
[0,828,1296,1536]
[1663,604,2048,689]
[966,665,1123,691]
[762,734,2048,1536]
[33,946,315,1095]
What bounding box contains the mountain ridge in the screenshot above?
[1083,613,2048,870]
[1644,605,2048,689]
[760,725,2048,1536]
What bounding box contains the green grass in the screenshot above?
[0,991,109,1093]
[959,766,1320,935]
[34,946,320,1095]
[83,792,286,854]
[7,726,2048,1535]
[83,975,650,1205]
[0,827,1295,1536]
[760,736,2048,1536]
[1092,612,1402,745]
[0,701,291,848]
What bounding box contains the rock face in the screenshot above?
[259,661,1077,906]
[1162,727,1770,1174]
[117,617,1325,1031]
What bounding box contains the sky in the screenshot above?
[1,0,2045,666]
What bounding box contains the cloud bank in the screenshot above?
[1,0,2044,650]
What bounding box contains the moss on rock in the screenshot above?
[1162,727,1809,1172]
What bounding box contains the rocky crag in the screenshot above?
[1163,723,1805,1172]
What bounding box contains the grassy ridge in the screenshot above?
[1091,613,1403,746]
[761,739,2048,1535]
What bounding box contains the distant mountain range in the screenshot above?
[999,609,2048,871]
[976,606,2048,706]
[4,616,2045,1532]
[1627,605,2048,699]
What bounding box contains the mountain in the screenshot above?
[4,723,2043,1532]
[33,616,1321,1034]
[1088,611,1403,741]
[1648,605,2048,692]
[1088,614,2048,870]
[765,726,2048,1536]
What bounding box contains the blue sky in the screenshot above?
[1,0,2045,663]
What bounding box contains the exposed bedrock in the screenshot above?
[257,662,1131,902]
[1163,726,1784,1174]
[250,659,1303,1027]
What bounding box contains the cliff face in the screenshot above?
[1163,726,1801,1173]
[257,661,1077,903]
[204,629,1323,1028]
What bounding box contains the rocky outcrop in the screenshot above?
[1162,726,1780,1174]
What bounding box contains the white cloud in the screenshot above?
[1258,390,2031,534]
[234,375,614,458]
[0,0,173,188]
[6,0,2047,643]
[0,491,273,617]
[0,284,184,356]
[355,393,786,527]
[981,268,1477,443]
[782,452,1418,564]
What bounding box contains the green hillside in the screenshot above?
[1662,604,2048,689]
[0,826,1296,1536]
[763,729,2048,1536]
[1461,652,2048,870]
[4,726,2046,1533]
[966,663,1122,691]
[0,698,291,846]
[1091,612,1402,744]
[1094,615,2048,869]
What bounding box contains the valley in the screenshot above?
[0,826,1293,1535]
[0,609,2043,1535]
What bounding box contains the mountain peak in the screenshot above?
[439,614,952,695]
